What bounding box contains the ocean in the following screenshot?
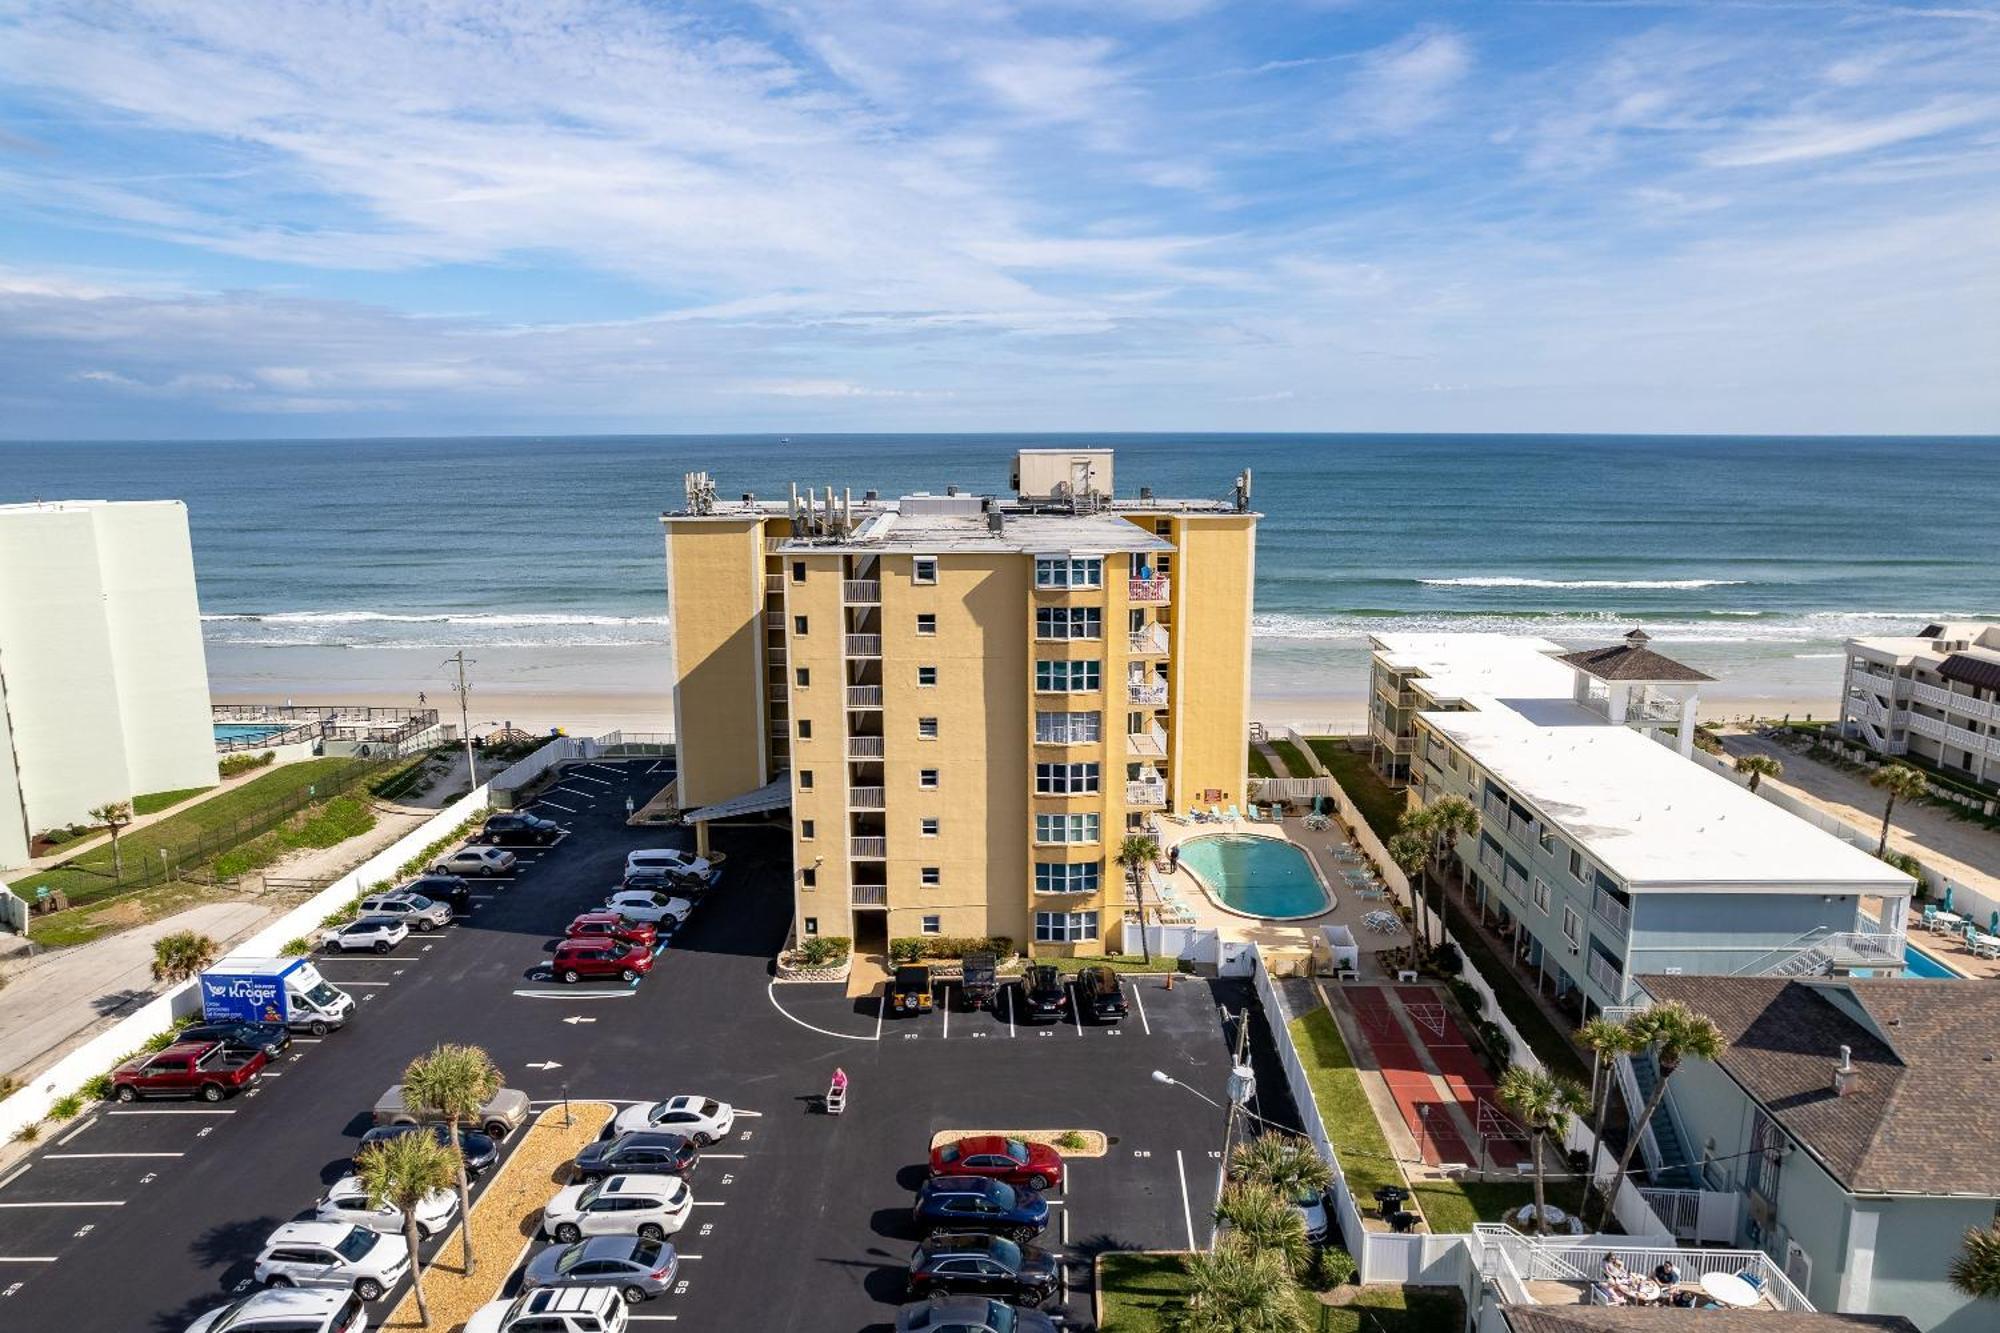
[2,434,1995,716]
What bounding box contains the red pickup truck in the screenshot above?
[111,1039,268,1103]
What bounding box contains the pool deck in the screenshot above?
[1905,907,2000,980]
[1141,815,1413,975]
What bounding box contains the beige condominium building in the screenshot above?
[661,448,1258,959]
[1838,620,2000,788]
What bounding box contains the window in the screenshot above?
[1034,556,1103,588]
[1035,813,1100,844]
[797,719,812,739]
[1035,711,1101,744]
[920,818,939,837]
[1035,909,1101,941]
[1539,828,1558,855]
[917,665,937,687]
[1532,877,1550,914]
[1035,659,1101,693]
[1036,606,1102,640]
[921,914,941,934]
[801,819,815,840]
[919,768,940,789]
[913,558,937,584]
[917,716,939,739]
[794,666,809,688]
[1568,848,1585,881]
[802,867,817,888]
[804,916,818,934]
[1561,905,1581,947]
[1154,519,1171,536]
[915,613,937,636]
[1035,861,1101,894]
[793,614,808,635]
[1034,762,1101,794]
[798,770,814,790]
[791,560,806,583]
[921,867,941,887]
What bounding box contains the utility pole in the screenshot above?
[1214,1005,1257,1248]
[446,650,477,792]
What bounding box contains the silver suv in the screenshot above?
[357,891,452,931]
[466,1285,630,1333]
[253,1221,410,1300]
[185,1288,365,1333]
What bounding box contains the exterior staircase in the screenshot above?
[1625,1050,1700,1189]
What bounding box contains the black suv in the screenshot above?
[357,1124,498,1175]
[622,867,708,897]
[397,873,471,912]
[481,812,563,845]
[176,1020,290,1060]
[1075,966,1127,1024]
[907,1233,1059,1305]
[573,1131,700,1181]
[1018,966,1069,1023]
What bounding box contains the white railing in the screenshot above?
[1490,1237,1813,1312]
[1128,624,1169,655]
[1127,724,1168,758]
[1851,667,1908,699]
[1127,679,1168,706]
[1126,780,1167,807]
[847,736,884,759]
[850,836,887,858]
[851,883,887,906]
[842,579,880,603]
[1633,695,1685,723]
[846,685,882,708]
[844,634,882,657]
[848,786,885,809]
[1128,576,1170,605]
[765,574,784,594]
[1588,951,1623,997]
[1591,891,1630,936]
[1907,713,1945,741]
[1370,717,1414,754]
[1615,1053,1664,1178]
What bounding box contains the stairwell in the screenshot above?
[1628,1051,1700,1189]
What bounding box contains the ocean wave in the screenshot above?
[204,610,668,628]
[1250,608,1983,645]
[1417,576,1749,590]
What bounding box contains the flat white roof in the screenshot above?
[1423,707,1911,892]
[1371,633,1576,704]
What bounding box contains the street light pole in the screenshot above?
[446,650,477,795]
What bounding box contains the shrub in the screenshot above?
[1054,1130,1089,1152]
[1476,1020,1513,1062]
[1432,942,1463,974]
[143,1027,182,1053]
[281,935,315,957]
[40,827,75,846]
[83,1073,114,1101]
[12,1120,40,1143]
[795,935,851,967]
[1316,1246,1358,1288]
[219,750,277,778]
[1448,978,1484,1018]
[49,1093,84,1120]
[890,935,1013,964]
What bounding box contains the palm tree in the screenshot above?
[1176,1239,1308,1333]
[1119,833,1161,963]
[1603,1002,1725,1218]
[353,1129,457,1326]
[1498,1065,1588,1235]
[1393,794,1481,954]
[1949,1223,2000,1303]
[1869,763,1929,856]
[1733,753,1783,793]
[1213,1180,1312,1278]
[1575,1017,1637,1219]
[402,1043,503,1275]
[1228,1131,1333,1202]
[88,800,134,878]
[1387,829,1432,946]
[151,930,217,985]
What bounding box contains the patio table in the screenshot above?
[1931,911,1964,933]
[1700,1272,1761,1308]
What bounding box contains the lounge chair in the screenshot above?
[1226,804,1243,822]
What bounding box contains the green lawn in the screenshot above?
[1306,739,1406,841]
[1269,737,1312,778]
[1411,1178,1540,1235]
[1097,1252,1465,1332]
[1249,745,1276,779]
[1092,955,1191,973]
[1437,898,1591,1083]
[1289,1010,1408,1203]
[132,786,214,816]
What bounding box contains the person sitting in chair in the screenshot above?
[1600,1254,1635,1300]
[1653,1258,1683,1288]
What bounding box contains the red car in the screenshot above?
[929,1135,1064,1191]
[565,911,659,949]
[550,939,654,984]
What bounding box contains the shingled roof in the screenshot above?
[1503,1308,1918,1333]
[1640,975,2000,1197]
[1555,629,1715,683]
[1937,649,2000,694]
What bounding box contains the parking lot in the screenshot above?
[0,758,1296,1331]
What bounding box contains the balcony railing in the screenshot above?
[1476,1234,1813,1313]
[1127,680,1168,706]
[1907,713,1946,741]
[847,736,885,759]
[765,574,785,595]
[1128,624,1170,655]
[1375,679,1416,708]
[1126,779,1168,807]
[768,684,787,703]
[764,611,784,629]
[851,884,887,906]
[1369,717,1413,755]
[1851,667,1909,699]
[850,836,887,858]
[846,685,882,709]
[1588,951,1623,996]
[1591,891,1631,936]
[844,634,882,658]
[1127,576,1170,605]
[848,786,885,809]
[1127,724,1168,759]
[843,580,880,604]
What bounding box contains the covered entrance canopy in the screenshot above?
[680,774,792,854]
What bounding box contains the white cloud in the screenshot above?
[1330,26,1470,139]
[1702,100,1997,167]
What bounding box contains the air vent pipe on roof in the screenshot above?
[1832,1044,1860,1097]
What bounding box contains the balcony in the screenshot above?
[1919,684,1999,724]
[847,736,885,759]
[1126,779,1168,807]
[1591,891,1631,936]
[768,684,788,703]
[1128,624,1169,656]
[1851,667,1909,699]
[1127,679,1168,706]
[764,611,784,629]
[843,579,880,604]
[850,836,887,858]
[846,685,883,709]
[844,634,882,658]
[765,574,785,595]
[1587,950,1623,996]
[1907,713,1946,741]
[1369,717,1414,755]
[848,786,885,810]
[1127,724,1168,759]
[851,884,887,906]
[1475,1231,1813,1313]
[1127,576,1170,605]
[1374,679,1416,709]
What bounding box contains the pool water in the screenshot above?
[1851,942,1962,980]
[214,722,294,743]
[1176,834,1332,919]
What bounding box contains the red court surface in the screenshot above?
[1395,984,1527,1168]
[1345,986,1471,1165]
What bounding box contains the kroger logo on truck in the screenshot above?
[203,976,284,1024]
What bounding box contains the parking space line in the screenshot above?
[0,1256,59,1263]
[1175,1149,1196,1250]
[571,775,613,787]
[106,1109,235,1116]
[1007,986,1016,1037]
[331,980,393,987]
[538,799,578,812]
[941,986,949,1039]
[876,993,886,1040]
[1132,980,1152,1036]
[1070,983,1084,1037]
[0,1201,126,1209]
[42,1153,183,1160]
[690,1200,726,1207]
[702,1154,746,1160]
[0,1165,30,1189]
[54,1121,92,1147]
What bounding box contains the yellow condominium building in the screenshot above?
[661,449,1258,959]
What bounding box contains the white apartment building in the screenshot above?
[1838,621,2000,788]
[0,501,218,869]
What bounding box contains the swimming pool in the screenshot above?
[214,721,296,744]
[1850,942,1963,980]
[1176,834,1332,920]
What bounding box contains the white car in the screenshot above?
[623,849,711,881]
[611,1095,735,1144]
[602,889,693,928]
[435,846,517,877]
[316,1173,459,1240]
[466,1286,629,1333]
[326,916,409,954]
[540,1173,692,1242]
[186,1288,368,1333]
[253,1221,410,1300]
[1296,1186,1329,1242]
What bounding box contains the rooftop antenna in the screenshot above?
[1233,468,1253,513]
[684,471,717,516]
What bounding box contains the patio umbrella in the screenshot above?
[1942,885,1954,913]
[1990,910,1998,936]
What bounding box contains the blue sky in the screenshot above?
[2,0,1997,438]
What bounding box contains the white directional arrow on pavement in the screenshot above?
[562,1016,598,1025]
[526,1061,564,1071]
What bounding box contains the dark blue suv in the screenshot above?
[912,1176,1049,1241]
